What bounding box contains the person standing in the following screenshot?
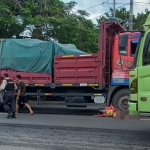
[15,75,33,115]
[0,73,17,118]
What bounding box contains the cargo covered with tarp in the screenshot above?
[0,39,86,74]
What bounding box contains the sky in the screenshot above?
[62,0,150,23]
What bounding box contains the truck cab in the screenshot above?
[129,14,150,113]
[106,32,140,111]
[111,32,140,86]
[98,21,140,111]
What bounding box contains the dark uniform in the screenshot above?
[2,79,17,118]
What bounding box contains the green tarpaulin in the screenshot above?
[0,39,86,74]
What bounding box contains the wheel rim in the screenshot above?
[118,95,129,111]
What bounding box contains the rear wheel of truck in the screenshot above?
[112,89,129,111]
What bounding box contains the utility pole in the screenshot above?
[129,0,133,31]
[113,0,115,17]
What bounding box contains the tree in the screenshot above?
[0,1,149,53]
[0,0,26,38]
[96,7,130,30]
[32,29,44,40]
[96,7,150,31]
[0,0,99,53]
[133,9,150,30]
[55,10,98,53]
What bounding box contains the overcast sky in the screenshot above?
[62,0,150,22]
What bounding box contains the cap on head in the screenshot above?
[16,75,21,79]
[4,73,8,78]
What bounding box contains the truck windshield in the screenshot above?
[132,32,144,69]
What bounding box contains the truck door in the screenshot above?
[137,32,150,112]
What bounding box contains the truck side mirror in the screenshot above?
[119,35,128,55]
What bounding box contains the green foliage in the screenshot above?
[32,29,44,40]
[97,7,149,30]
[0,0,25,38]
[0,0,98,53]
[134,9,150,30]
[0,1,149,53]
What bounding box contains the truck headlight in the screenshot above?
[130,79,137,94]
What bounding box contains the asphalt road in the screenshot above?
[0,102,101,115]
[0,113,150,150]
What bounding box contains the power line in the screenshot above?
[71,1,150,12]
[82,1,109,11]
[90,1,150,21]
[71,1,149,16]
[130,2,150,4]
[72,1,109,13]
[90,3,130,20]
[107,2,150,5]
[68,0,149,26]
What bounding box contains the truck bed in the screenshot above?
[0,69,52,85]
[54,54,101,84]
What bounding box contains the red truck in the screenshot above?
[0,20,140,111]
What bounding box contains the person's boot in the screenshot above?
[11,112,16,118]
[7,110,12,119]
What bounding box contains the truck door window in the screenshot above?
[119,34,128,55]
[131,40,138,57]
[143,33,150,66]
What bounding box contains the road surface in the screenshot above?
[0,113,150,150]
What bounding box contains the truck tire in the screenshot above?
[112,89,129,111]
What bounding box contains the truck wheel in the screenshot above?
[112,89,129,111]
